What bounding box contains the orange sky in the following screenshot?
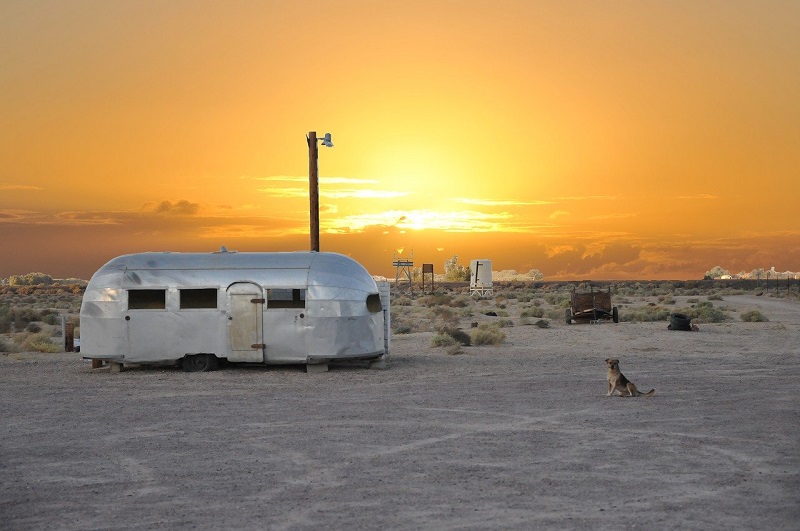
[2,1,799,280]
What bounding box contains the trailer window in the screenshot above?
[128,289,166,310]
[180,288,218,309]
[366,293,382,313]
[267,288,305,309]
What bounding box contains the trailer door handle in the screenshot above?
[251,298,265,304]
[251,343,265,349]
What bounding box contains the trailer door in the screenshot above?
[226,282,265,363]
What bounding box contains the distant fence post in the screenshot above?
[62,315,75,352]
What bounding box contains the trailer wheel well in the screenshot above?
[182,353,219,372]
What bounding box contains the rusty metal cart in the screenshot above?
[565,286,619,324]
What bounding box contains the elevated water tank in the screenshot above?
[469,259,493,297]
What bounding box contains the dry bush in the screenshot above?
[683,301,730,323]
[471,328,506,346]
[620,306,671,322]
[430,334,456,347]
[438,327,471,346]
[471,323,506,346]
[520,307,544,319]
[19,331,61,353]
[740,310,768,322]
[446,344,464,355]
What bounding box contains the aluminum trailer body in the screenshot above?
[80,251,387,370]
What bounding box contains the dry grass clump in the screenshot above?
[620,306,671,322]
[430,333,457,348]
[520,306,544,319]
[682,301,730,323]
[740,310,768,322]
[18,331,61,353]
[470,323,506,346]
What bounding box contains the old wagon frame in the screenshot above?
[565,286,619,324]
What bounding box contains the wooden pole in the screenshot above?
[308,131,319,252]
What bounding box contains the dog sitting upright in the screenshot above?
[605,358,655,397]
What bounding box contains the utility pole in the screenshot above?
[308,131,320,252]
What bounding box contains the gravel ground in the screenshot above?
[1,295,798,529]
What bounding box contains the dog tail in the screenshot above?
[643,389,655,397]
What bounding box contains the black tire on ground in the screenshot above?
[565,308,572,324]
[612,306,619,323]
[669,313,692,331]
[182,354,219,372]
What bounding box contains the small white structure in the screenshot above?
[469,259,493,297]
[80,251,389,372]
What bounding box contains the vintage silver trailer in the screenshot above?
[80,250,388,372]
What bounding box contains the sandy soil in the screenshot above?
[1,294,798,529]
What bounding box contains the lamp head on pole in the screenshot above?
[320,133,333,148]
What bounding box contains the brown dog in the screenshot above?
[605,358,654,397]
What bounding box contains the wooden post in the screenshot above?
[308,131,320,252]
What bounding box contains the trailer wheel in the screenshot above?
[565,308,572,324]
[182,354,218,372]
[612,307,619,323]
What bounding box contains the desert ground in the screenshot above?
[1,288,799,529]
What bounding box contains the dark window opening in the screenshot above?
[180,288,218,309]
[267,288,306,309]
[366,293,382,313]
[128,289,166,310]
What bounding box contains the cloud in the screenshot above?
[549,210,570,219]
[149,200,201,215]
[677,194,719,200]
[555,195,617,201]
[450,198,553,206]
[588,212,638,221]
[0,209,45,222]
[254,175,408,200]
[0,184,43,191]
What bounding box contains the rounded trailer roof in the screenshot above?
[87,251,378,294]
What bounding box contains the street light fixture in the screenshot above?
[307,131,334,252]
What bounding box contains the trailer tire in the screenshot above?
[612,307,619,323]
[565,308,572,324]
[182,354,218,372]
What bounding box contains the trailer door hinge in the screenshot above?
[251,298,265,304]
[251,343,265,349]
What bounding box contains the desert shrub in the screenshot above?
[686,298,699,304]
[471,325,506,346]
[620,306,671,322]
[544,308,565,320]
[433,306,456,321]
[534,319,550,328]
[740,310,768,322]
[449,295,471,308]
[393,324,413,334]
[0,335,18,352]
[521,307,544,319]
[26,323,42,333]
[431,334,457,347]
[544,293,570,307]
[683,302,730,323]
[19,331,61,353]
[419,293,454,308]
[439,327,471,346]
[446,344,464,355]
[708,294,723,301]
[495,318,514,328]
[392,296,413,307]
